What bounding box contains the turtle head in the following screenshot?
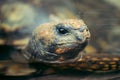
[25,19,90,62]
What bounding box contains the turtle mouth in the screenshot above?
[55,39,89,53]
[34,39,89,62]
[42,39,88,62]
[56,40,88,59]
[55,42,84,54]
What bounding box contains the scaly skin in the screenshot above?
[23,19,120,73]
[24,19,90,62]
[42,53,120,72]
[0,0,120,77]
[0,19,120,76]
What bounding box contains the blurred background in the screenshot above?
[0,0,120,80]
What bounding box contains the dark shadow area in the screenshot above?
[0,45,16,60]
[0,70,120,80]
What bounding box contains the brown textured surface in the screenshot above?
[34,19,90,48]
[38,53,120,73]
[0,0,120,80]
[0,51,120,80]
[24,19,90,63]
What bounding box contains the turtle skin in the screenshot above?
[0,0,119,79]
[22,19,120,74]
[23,19,90,62]
[1,19,120,77]
[0,19,90,76]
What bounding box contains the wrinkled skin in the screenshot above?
[22,19,120,75]
[0,19,120,78]
[0,0,120,80]
[24,19,90,62]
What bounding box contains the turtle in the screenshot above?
[0,0,81,76]
[0,19,120,77]
[21,19,120,73]
[0,0,120,79]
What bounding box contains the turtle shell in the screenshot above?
[0,1,48,49]
[0,1,46,76]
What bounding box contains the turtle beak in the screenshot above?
[74,26,90,42]
[84,29,91,40]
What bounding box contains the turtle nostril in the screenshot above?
[79,26,89,32]
[86,28,89,32]
[86,36,90,40]
[76,35,84,41]
[74,30,84,41]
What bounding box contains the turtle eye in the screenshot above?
[58,27,68,34]
[56,24,69,35]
